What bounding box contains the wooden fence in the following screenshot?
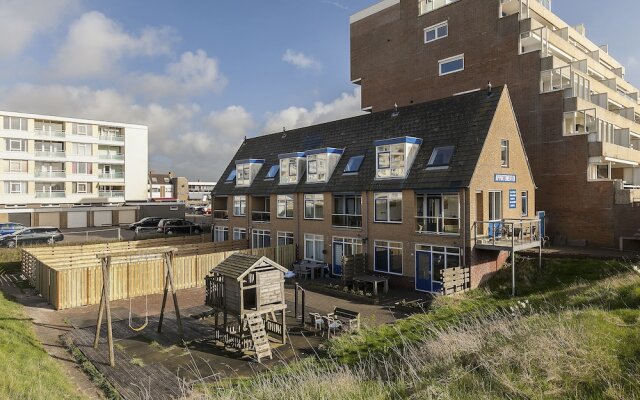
[341,253,367,282]
[21,238,296,310]
[440,267,471,295]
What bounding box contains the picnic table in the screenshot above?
[353,274,389,296]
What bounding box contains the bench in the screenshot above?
[328,307,360,331]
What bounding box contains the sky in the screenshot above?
[0,0,638,181]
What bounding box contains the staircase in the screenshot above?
[245,313,272,362]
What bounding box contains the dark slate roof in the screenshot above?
[212,253,262,279]
[213,87,505,196]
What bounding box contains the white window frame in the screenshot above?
[304,194,324,220]
[279,158,300,185]
[236,163,252,187]
[500,139,509,167]
[75,124,89,135]
[304,233,325,262]
[415,244,461,291]
[4,117,27,131]
[233,195,247,216]
[214,226,229,242]
[489,191,503,221]
[521,191,528,217]
[233,227,247,241]
[374,192,403,223]
[76,182,88,194]
[277,231,294,246]
[251,229,271,249]
[439,54,465,76]
[374,240,403,275]
[416,193,460,235]
[76,162,90,175]
[306,154,328,183]
[9,160,23,173]
[276,194,294,219]
[424,21,448,43]
[9,139,25,152]
[8,181,26,194]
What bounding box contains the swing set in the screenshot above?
[93,246,184,367]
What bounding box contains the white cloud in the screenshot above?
[263,87,364,134]
[321,0,349,10]
[0,0,79,57]
[134,50,227,99]
[282,49,322,71]
[53,11,176,79]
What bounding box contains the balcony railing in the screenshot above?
[251,211,271,223]
[34,171,66,178]
[98,154,124,160]
[98,172,124,179]
[415,216,460,235]
[331,214,362,228]
[213,210,229,220]
[474,219,542,250]
[35,191,66,198]
[99,134,125,142]
[99,190,125,198]
[35,129,65,138]
[35,150,66,158]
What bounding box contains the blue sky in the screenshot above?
[0,0,638,180]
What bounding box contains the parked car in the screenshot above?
[128,217,163,231]
[0,223,25,235]
[157,219,202,235]
[0,227,64,248]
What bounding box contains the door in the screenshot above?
[426,195,441,232]
[332,242,344,276]
[415,250,432,292]
[488,191,503,237]
[67,212,88,228]
[93,211,112,227]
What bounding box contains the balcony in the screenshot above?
[34,170,66,179]
[34,129,65,138]
[99,134,125,142]
[331,214,362,228]
[99,154,124,161]
[415,216,460,235]
[99,190,124,198]
[98,172,124,179]
[615,180,640,205]
[213,210,229,220]
[251,211,271,223]
[35,150,66,158]
[35,191,66,199]
[474,219,542,251]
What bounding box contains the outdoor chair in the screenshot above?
[293,262,311,279]
[322,315,343,338]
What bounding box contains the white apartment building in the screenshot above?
[0,111,148,227]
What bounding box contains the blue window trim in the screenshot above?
[235,159,265,165]
[305,147,344,156]
[374,136,423,146]
[278,152,306,159]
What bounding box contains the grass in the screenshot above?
[198,257,640,399]
[0,290,84,400]
[64,337,122,400]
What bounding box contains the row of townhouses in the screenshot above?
[212,87,540,292]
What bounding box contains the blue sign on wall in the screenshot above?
[509,189,517,209]
[495,174,517,183]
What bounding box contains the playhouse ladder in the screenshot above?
[245,313,272,362]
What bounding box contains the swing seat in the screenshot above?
[129,297,149,332]
[129,318,149,332]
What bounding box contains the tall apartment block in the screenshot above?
[350,0,640,248]
[0,111,148,227]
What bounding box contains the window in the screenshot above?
[225,169,237,182]
[304,234,325,262]
[73,162,92,174]
[427,146,454,168]
[419,0,458,15]
[277,194,294,219]
[500,139,509,167]
[233,227,247,240]
[416,193,460,234]
[9,161,23,173]
[214,226,229,242]
[3,116,27,131]
[307,154,327,182]
[279,156,304,184]
[374,192,403,223]
[439,54,464,76]
[416,245,460,290]
[277,231,294,246]
[332,194,362,228]
[8,139,26,152]
[75,124,89,135]
[375,137,421,179]
[236,160,263,187]
[489,191,502,220]
[521,191,528,217]
[424,21,448,43]
[5,181,27,194]
[374,240,403,275]
[304,194,324,220]
[75,183,88,194]
[251,229,271,249]
[344,155,364,173]
[265,165,279,180]
[233,195,247,216]
[73,143,91,156]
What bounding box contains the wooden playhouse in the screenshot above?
[205,253,288,362]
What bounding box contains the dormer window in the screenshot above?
[235,159,264,187]
[375,137,422,179]
[279,152,305,185]
[427,146,455,168]
[305,148,344,183]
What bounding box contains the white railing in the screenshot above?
[35,150,66,158]
[35,191,66,198]
[99,134,124,142]
[474,219,541,248]
[98,172,124,179]
[99,190,125,198]
[34,171,66,178]
[98,154,124,160]
[35,129,65,138]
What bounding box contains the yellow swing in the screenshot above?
[128,294,149,332]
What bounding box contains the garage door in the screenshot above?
[118,210,136,224]
[93,211,113,227]
[38,212,61,228]
[8,213,31,227]
[67,212,88,229]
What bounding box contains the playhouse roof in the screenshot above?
[211,253,288,280]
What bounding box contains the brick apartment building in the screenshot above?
[350,0,640,249]
[212,88,539,293]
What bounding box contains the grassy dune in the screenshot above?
[202,258,640,399]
